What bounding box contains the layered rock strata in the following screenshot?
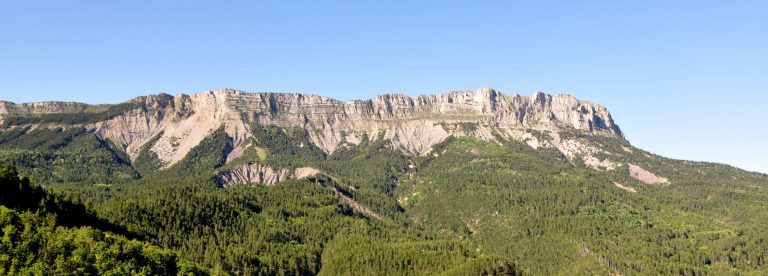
[1,88,624,169]
[215,164,320,187]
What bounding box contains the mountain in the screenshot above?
[1,88,622,170]
[1,88,767,275]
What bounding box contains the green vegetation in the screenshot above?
[398,136,768,275]
[172,128,230,172]
[0,164,207,275]
[95,174,513,275]
[249,124,326,164]
[227,126,409,219]
[0,127,136,185]
[1,120,767,275]
[133,131,165,174]
[320,235,516,275]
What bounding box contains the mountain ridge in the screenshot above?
[1,87,623,170]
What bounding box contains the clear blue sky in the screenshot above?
[1,1,766,173]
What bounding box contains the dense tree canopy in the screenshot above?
[0,164,207,275]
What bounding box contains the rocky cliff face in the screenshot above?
[215,165,320,187]
[0,87,624,169]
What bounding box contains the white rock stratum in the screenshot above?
[215,165,320,187]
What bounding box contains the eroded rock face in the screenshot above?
[628,164,668,184]
[91,91,249,167]
[215,164,320,187]
[1,87,624,169]
[556,139,620,170]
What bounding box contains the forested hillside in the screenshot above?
[0,164,207,275]
[398,137,768,275]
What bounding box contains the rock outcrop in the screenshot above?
[1,87,624,169]
[628,164,668,184]
[215,164,320,187]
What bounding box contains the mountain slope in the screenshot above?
[397,136,768,274]
[1,87,766,275]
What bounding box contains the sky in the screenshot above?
[0,1,766,173]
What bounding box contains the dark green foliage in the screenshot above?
[0,164,207,275]
[93,172,507,275]
[0,164,131,237]
[133,131,165,174]
[442,256,519,276]
[250,124,326,164]
[0,206,202,276]
[172,127,230,172]
[320,235,518,275]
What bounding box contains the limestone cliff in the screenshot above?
[0,87,624,169]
